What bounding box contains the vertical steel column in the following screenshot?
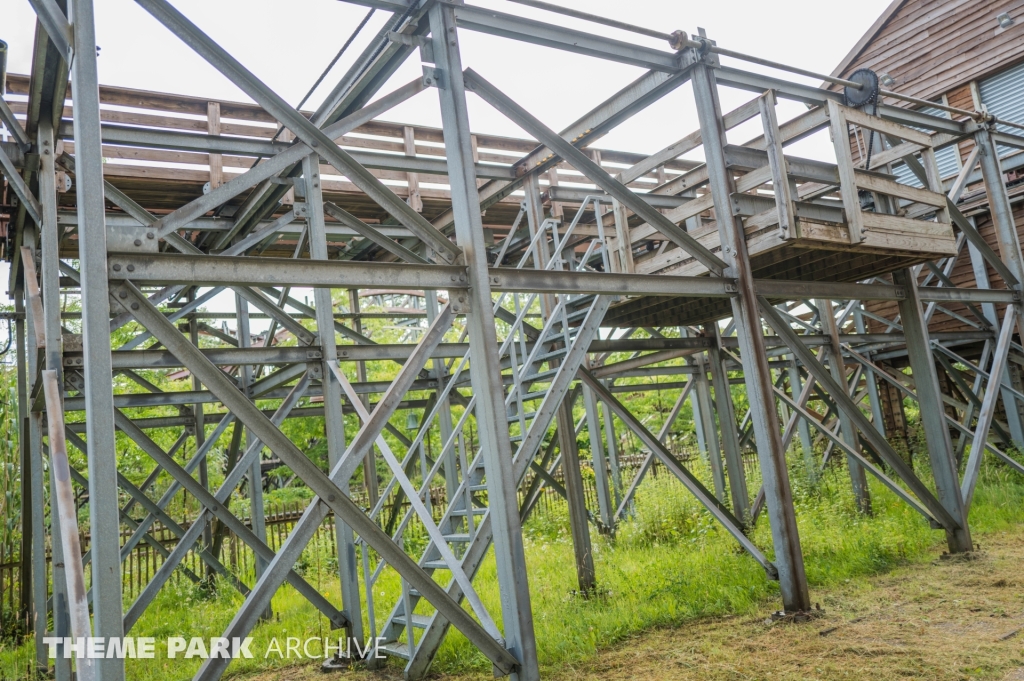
[692,62,808,610]
[430,5,538,675]
[601,380,623,510]
[968,228,1024,447]
[786,359,817,481]
[892,268,973,552]
[39,120,66,671]
[557,396,597,593]
[302,154,363,644]
[817,298,870,513]
[39,119,64,669]
[704,323,749,522]
[348,289,380,508]
[854,307,887,437]
[522,174,554,317]
[187,292,211,579]
[978,127,1024,347]
[692,347,725,500]
[425,287,458,502]
[582,384,613,529]
[235,294,270,617]
[68,0,125,672]
[683,327,711,459]
[15,291,46,672]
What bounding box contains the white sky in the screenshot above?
[0,0,893,314]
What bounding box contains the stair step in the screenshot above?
[469,484,488,492]
[444,533,471,543]
[507,411,537,423]
[422,560,451,570]
[533,348,569,363]
[378,642,411,660]
[393,613,433,629]
[521,368,558,383]
[451,508,487,517]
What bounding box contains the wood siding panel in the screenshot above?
[835,0,1024,103]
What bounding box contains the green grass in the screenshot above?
[2,453,1024,680]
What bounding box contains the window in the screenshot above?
[891,104,961,187]
[980,60,1024,157]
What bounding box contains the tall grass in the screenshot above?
[2,450,1021,680]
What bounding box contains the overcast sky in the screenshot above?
[1,0,893,310]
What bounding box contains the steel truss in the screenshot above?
[5,1,1024,679]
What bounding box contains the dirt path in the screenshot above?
[245,529,1024,681]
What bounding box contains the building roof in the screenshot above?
[829,0,908,79]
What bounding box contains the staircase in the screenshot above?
[362,199,613,677]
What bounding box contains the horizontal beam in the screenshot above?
[756,280,906,301]
[453,4,686,72]
[714,66,969,136]
[546,186,688,208]
[97,338,738,369]
[104,254,1004,304]
[60,211,416,240]
[106,253,737,297]
[58,122,516,180]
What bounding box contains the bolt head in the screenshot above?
[130,303,139,310]
[127,264,135,272]
[119,291,127,299]
[328,494,336,502]
[146,232,154,239]
[112,264,121,272]
[134,239,142,247]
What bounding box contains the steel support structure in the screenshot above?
[7,3,1024,679]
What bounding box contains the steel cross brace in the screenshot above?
[962,304,1018,512]
[61,430,237,592]
[580,367,776,575]
[135,0,461,264]
[463,68,726,276]
[122,375,319,632]
[111,414,346,629]
[612,379,695,522]
[771,388,936,523]
[183,301,518,679]
[759,299,960,531]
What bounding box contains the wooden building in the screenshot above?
[830,0,1024,441]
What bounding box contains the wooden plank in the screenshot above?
[403,126,422,212]
[759,90,797,239]
[744,105,829,151]
[841,105,933,146]
[853,169,946,206]
[861,211,956,237]
[207,101,223,190]
[865,139,926,170]
[827,99,866,243]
